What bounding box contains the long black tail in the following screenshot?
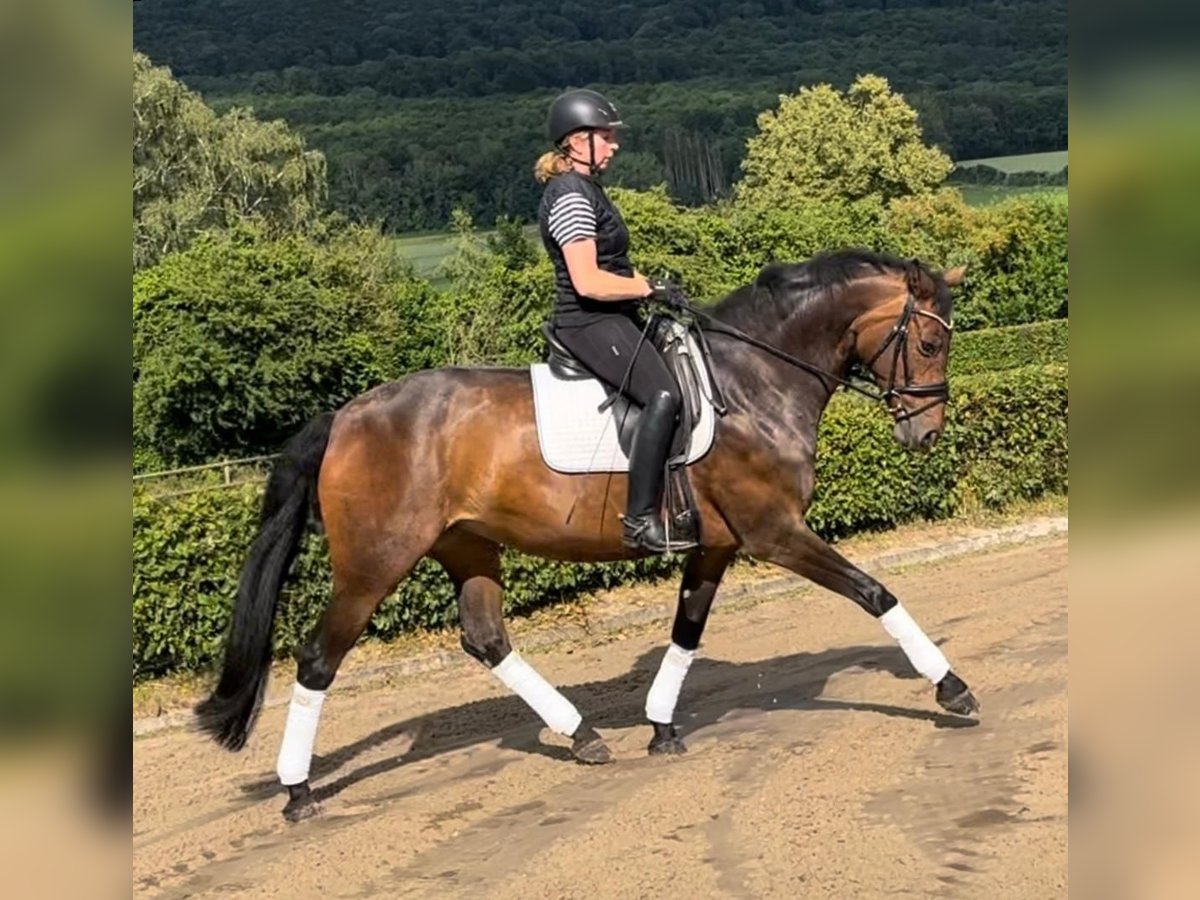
[194,412,336,751]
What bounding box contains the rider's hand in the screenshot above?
[646,277,690,310]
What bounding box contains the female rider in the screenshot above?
[534,88,692,554]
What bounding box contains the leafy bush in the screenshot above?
[949,365,1068,510]
[133,363,1067,681]
[884,189,1068,330]
[608,184,1066,336]
[720,198,892,291]
[431,212,556,366]
[133,223,441,467]
[963,195,1069,329]
[606,186,740,299]
[615,186,892,302]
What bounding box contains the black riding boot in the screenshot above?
[622,390,696,553]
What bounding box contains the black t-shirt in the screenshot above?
[538,170,638,327]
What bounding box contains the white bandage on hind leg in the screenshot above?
[880,603,950,684]
[491,651,583,736]
[645,643,697,724]
[276,682,326,786]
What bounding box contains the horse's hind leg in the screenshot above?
[277,531,437,822]
[433,529,613,765]
[766,524,979,717]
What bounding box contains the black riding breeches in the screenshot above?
[552,313,681,410]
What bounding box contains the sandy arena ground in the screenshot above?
[134,533,1067,899]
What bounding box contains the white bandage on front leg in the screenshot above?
[276,683,326,786]
[880,603,950,684]
[491,651,583,736]
[645,643,697,725]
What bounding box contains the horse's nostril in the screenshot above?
[921,430,940,449]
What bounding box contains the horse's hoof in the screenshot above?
[647,722,687,756]
[281,781,321,822]
[648,736,687,755]
[940,689,980,717]
[937,672,981,717]
[283,799,321,822]
[571,724,614,765]
[573,738,613,765]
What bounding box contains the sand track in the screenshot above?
[134,535,1067,898]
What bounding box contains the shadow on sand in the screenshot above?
[240,641,976,805]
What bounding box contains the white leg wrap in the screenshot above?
[491,651,583,737]
[880,603,950,684]
[645,643,697,725]
[276,683,326,786]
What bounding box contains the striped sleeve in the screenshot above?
[546,191,597,247]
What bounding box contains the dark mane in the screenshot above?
[709,248,953,330]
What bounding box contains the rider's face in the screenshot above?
[567,128,620,169]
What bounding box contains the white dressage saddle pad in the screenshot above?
[530,334,717,474]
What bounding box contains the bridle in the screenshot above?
[673,291,953,423]
[861,293,953,422]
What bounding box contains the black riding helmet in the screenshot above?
[546,89,624,146]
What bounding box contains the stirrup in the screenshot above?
[669,509,699,546]
[621,514,698,553]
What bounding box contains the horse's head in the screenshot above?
[852,262,966,451]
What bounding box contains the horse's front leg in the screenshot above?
[761,524,979,717]
[645,546,737,755]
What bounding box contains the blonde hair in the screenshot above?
[533,148,572,184]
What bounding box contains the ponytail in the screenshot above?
[533,148,572,184]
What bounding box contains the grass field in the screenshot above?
[955,150,1068,173]
[392,232,460,281]
[393,225,541,284]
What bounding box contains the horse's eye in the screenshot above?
[919,339,939,357]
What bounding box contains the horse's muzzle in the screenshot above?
[894,419,942,451]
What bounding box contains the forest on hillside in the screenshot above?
[134,0,1066,230]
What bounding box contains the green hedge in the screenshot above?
[132,489,680,682]
[132,363,1067,682]
[949,319,1067,377]
[807,363,1067,537]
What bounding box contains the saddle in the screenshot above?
[534,315,724,545]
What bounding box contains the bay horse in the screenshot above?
[197,249,976,821]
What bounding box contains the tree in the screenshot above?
[433,210,554,367]
[735,74,952,209]
[133,52,328,270]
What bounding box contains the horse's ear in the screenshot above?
[905,260,936,298]
[942,265,968,287]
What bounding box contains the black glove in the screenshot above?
[646,277,690,310]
